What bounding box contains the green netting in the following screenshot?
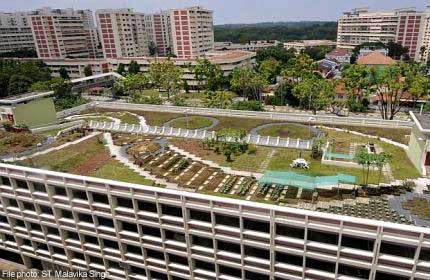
[258,171,356,190]
[325,152,355,160]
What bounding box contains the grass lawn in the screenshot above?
[169,116,214,129]
[93,160,155,186]
[330,124,411,145]
[258,124,313,139]
[214,117,275,132]
[267,149,384,185]
[115,112,140,125]
[402,197,430,219]
[170,139,272,172]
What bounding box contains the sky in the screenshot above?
[0,0,429,24]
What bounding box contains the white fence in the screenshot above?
[89,121,312,150]
[57,101,413,128]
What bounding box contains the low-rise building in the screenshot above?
[214,40,279,52]
[0,91,57,127]
[325,48,352,65]
[39,50,255,88]
[357,50,396,68]
[408,112,430,176]
[283,40,336,52]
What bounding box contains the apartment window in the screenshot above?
[108,260,121,270]
[7,199,18,208]
[61,209,73,219]
[245,271,269,280]
[307,230,338,245]
[146,249,164,260]
[89,256,103,265]
[341,235,374,251]
[276,252,303,266]
[379,242,415,259]
[276,224,304,239]
[72,190,87,200]
[32,182,46,193]
[191,235,212,248]
[243,218,269,233]
[0,176,11,186]
[14,219,25,227]
[189,209,211,222]
[46,227,58,235]
[126,244,142,255]
[375,271,409,280]
[168,254,188,266]
[102,239,119,250]
[66,231,79,241]
[22,202,35,212]
[338,264,370,279]
[217,240,241,254]
[215,214,239,227]
[141,225,161,237]
[306,258,335,273]
[15,179,28,190]
[161,204,183,217]
[39,205,53,215]
[150,271,168,280]
[420,249,430,261]
[54,186,67,196]
[0,216,7,223]
[219,265,241,277]
[165,230,185,242]
[138,201,157,212]
[84,235,98,245]
[92,193,109,204]
[116,197,133,209]
[244,246,270,259]
[52,246,65,255]
[130,266,146,275]
[21,238,32,247]
[194,259,215,272]
[97,216,114,228]
[29,223,42,232]
[72,251,85,261]
[78,213,93,224]
[119,221,137,233]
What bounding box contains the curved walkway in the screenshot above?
[163,116,219,130]
[250,122,324,139]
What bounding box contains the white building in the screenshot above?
[96,9,150,59]
[0,163,429,280]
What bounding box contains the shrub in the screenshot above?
[230,100,264,111]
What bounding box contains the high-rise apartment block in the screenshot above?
[168,6,214,58]
[0,12,36,54]
[29,8,96,59]
[144,12,172,56]
[96,9,149,59]
[337,7,430,62]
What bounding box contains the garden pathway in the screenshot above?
[103,133,178,189]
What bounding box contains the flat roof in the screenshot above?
[71,72,123,84]
[0,91,54,105]
[410,111,430,132]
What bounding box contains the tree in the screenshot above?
[7,75,32,96]
[116,63,126,76]
[128,60,140,74]
[303,45,335,61]
[59,67,69,79]
[292,76,335,114]
[354,149,375,186]
[341,64,372,112]
[374,153,393,185]
[149,59,182,100]
[118,74,150,99]
[193,58,222,92]
[148,41,158,56]
[258,58,281,84]
[83,65,93,77]
[408,72,430,109]
[256,43,296,65]
[204,91,234,109]
[369,64,410,120]
[283,53,317,85]
[420,45,427,63]
[230,67,266,101]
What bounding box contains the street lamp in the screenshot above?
[308,117,315,138]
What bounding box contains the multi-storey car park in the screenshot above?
[0,163,429,280]
[0,96,429,280]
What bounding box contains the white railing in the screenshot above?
[89,120,312,150]
[57,101,413,128]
